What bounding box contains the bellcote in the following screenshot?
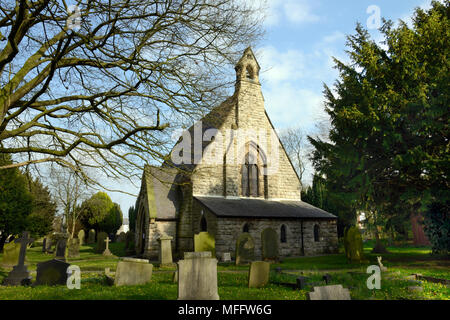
[235,47,260,85]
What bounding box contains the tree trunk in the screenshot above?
[372,227,389,253]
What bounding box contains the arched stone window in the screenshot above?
[280,225,287,243]
[243,223,249,233]
[314,224,320,242]
[245,65,254,80]
[200,215,207,232]
[241,154,259,197]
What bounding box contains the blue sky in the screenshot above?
[109,0,437,218]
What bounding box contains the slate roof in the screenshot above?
[194,196,337,219]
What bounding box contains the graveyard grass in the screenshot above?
[0,241,448,300]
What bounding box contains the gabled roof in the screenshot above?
[194,196,337,219]
[141,165,181,220]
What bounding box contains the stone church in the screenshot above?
[135,48,338,261]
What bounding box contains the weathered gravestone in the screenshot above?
[248,261,270,288]
[344,226,365,263]
[308,285,351,300]
[45,235,53,253]
[33,259,70,286]
[87,229,96,244]
[103,237,113,256]
[114,258,153,286]
[96,232,108,253]
[54,234,69,260]
[1,241,21,267]
[158,235,174,266]
[261,228,279,261]
[78,230,85,246]
[235,233,255,265]
[67,238,80,258]
[177,252,219,300]
[125,231,135,255]
[194,232,215,256]
[222,252,232,262]
[2,232,34,286]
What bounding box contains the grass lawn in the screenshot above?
[0,241,448,300]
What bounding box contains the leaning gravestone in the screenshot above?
[235,233,255,265]
[96,232,108,253]
[33,259,70,286]
[261,228,279,261]
[114,258,153,286]
[248,261,271,288]
[194,232,215,256]
[87,229,96,244]
[78,230,85,246]
[67,238,80,258]
[1,241,21,267]
[308,285,351,300]
[344,226,365,263]
[2,231,34,286]
[177,252,219,300]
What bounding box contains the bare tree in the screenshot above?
[280,127,308,186]
[0,0,265,186]
[50,166,88,238]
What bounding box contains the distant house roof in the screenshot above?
[122,218,129,225]
[194,196,337,219]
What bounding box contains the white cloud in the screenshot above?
[266,0,321,26]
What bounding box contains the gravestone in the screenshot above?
[308,285,351,300]
[344,226,364,263]
[158,235,173,266]
[78,230,85,246]
[248,261,271,288]
[1,241,21,267]
[177,252,219,300]
[33,259,70,286]
[296,276,309,290]
[67,238,80,258]
[114,258,153,286]
[96,232,108,253]
[261,228,279,261]
[117,232,126,243]
[2,232,34,286]
[125,231,135,255]
[194,232,215,256]
[184,251,212,259]
[235,233,255,265]
[222,252,232,262]
[45,236,53,253]
[54,235,69,260]
[87,229,96,244]
[42,238,47,253]
[103,237,113,256]
[323,273,332,285]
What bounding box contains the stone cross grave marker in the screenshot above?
[2,231,34,286]
[308,284,351,300]
[103,237,113,256]
[177,252,219,300]
[248,261,271,288]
